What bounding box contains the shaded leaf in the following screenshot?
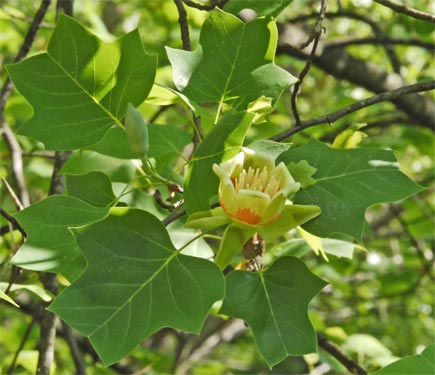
[49,208,225,366]
[65,171,116,207]
[277,139,424,240]
[184,111,254,214]
[220,256,326,367]
[12,195,109,280]
[6,14,156,150]
[166,9,296,110]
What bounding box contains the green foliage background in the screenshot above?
[0,0,434,374]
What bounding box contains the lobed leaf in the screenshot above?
[220,256,326,368]
[277,139,425,240]
[6,14,157,150]
[166,9,296,110]
[49,208,225,366]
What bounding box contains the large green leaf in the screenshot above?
[220,256,326,368]
[6,14,157,150]
[277,139,424,240]
[49,208,225,366]
[12,195,109,280]
[371,344,434,375]
[184,111,254,214]
[166,9,296,110]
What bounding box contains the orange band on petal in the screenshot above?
[235,207,261,225]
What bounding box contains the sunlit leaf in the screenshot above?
[166,9,297,111]
[12,195,109,280]
[6,14,157,150]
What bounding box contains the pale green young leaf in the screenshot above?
[166,9,297,110]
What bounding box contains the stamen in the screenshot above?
[233,166,281,196]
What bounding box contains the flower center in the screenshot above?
[234,166,280,197]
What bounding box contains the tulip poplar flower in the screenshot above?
[213,148,300,227]
[185,148,321,270]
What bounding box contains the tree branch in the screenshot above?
[182,0,229,11]
[277,24,435,128]
[286,9,402,73]
[317,333,367,375]
[326,37,435,52]
[271,80,435,141]
[374,0,435,23]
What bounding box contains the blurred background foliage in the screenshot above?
[0,0,434,374]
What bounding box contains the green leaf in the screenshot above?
[166,9,297,110]
[287,160,317,189]
[184,111,254,214]
[65,171,116,207]
[0,289,19,307]
[0,282,53,302]
[220,256,327,368]
[277,139,425,240]
[88,125,191,170]
[49,208,225,366]
[247,140,291,160]
[371,344,435,375]
[6,14,157,150]
[298,227,355,260]
[224,0,294,17]
[12,195,109,280]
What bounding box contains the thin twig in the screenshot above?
[0,125,30,207]
[7,316,39,375]
[0,207,26,238]
[162,208,187,226]
[317,334,367,375]
[1,178,24,211]
[61,322,87,375]
[374,0,435,23]
[174,0,191,51]
[271,80,435,141]
[290,0,327,126]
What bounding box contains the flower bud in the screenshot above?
[125,103,149,158]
